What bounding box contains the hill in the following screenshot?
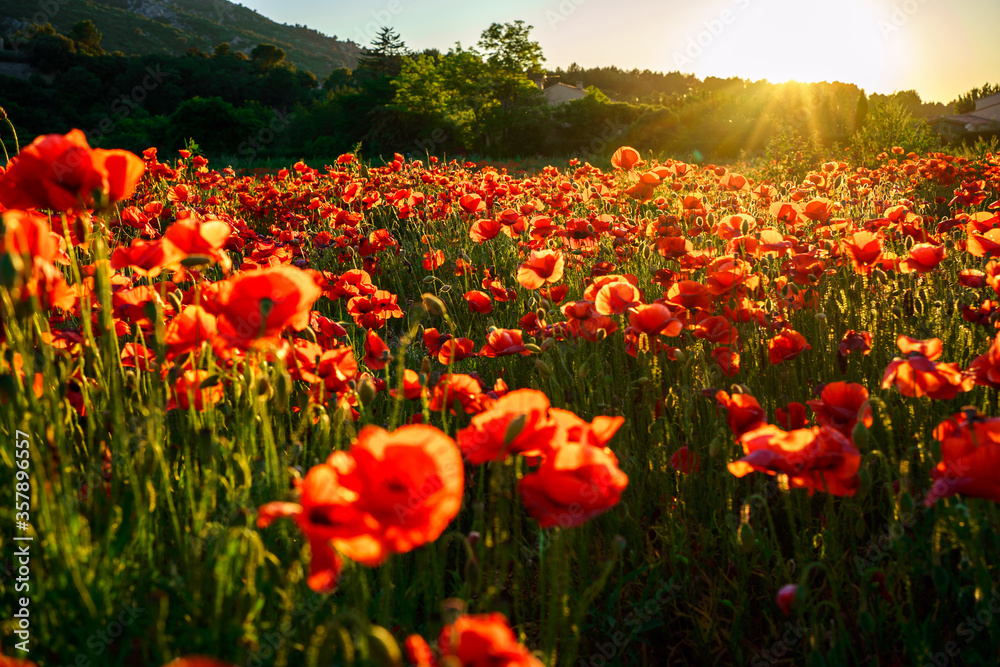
[0,0,360,77]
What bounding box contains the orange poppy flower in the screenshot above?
[715,390,765,436]
[516,249,564,290]
[163,305,225,361]
[768,329,810,365]
[807,382,872,438]
[611,146,642,171]
[548,407,624,449]
[457,389,559,463]
[926,410,1000,505]
[841,230,884,275]
[518,443,628,528]
[594,278,642,316]
[728,424,861,496]
[213,266,322,350]
[1,209,64,263]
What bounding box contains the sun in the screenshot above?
[681,0,888,91]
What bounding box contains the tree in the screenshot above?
[250,43,287,71]
[477,20,544,74]
[359,27,408,78]
[954,83,1000,114]
[70,20,104,56]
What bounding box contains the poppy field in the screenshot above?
[2,130,1000,667]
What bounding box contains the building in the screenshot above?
[930,92,1000,142]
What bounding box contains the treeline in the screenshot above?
[0,19,988,163]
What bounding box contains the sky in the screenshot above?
[235,0,1000,103]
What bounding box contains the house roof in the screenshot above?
[543,83,588,105]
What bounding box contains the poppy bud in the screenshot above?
[439,284,452,294]
[166,290,183,314]
[524,343,542,354]
[422,293,446,317]
[180,254,213,268]
[0,106,7,120]
[467,531,480,547]
[534,359,550,377]
[358,375,377,406]
[776,584,798,616]
[540,338,555,352]
[257,377,271,397]
[420,356,431,376]
[275,372,291,411]
[299,326,317,344]
[851,419,870,449]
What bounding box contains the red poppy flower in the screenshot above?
[162,658,237,667]
[968,331,1000,388]
[0,129,144,211]
[519,443,628,528]
[211,266,322,349]
[258,424,464,583]
[777,585,798,616]
[540,284,569,304]
[837,330,872,374]
[881,336,973,400]
[627,303,683,336]
[729,424,861,496]
[363,330,391,370]
[480,328,530,357]
[457,389,559,463]
[162,211,232,273]
[775,402,808,430]
[429,373,489,414]
[665,280,711,312]
[715,390,765,437]
[434,613,543,667]
[768,329,810,365]
[166,370,224,411]
[516,249,565,290]
[925,411,1000,505]
[670,446,701,474]
[807,382,872,439]
[438,337,477,365]
[390,369,426,400]
[712,346,741,376]
[901,243,945,274]
[469,217,502,242]
[464,290,493,314]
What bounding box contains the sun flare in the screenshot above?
[683,0,888,90]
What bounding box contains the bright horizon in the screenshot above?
[235,0,1000,104]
